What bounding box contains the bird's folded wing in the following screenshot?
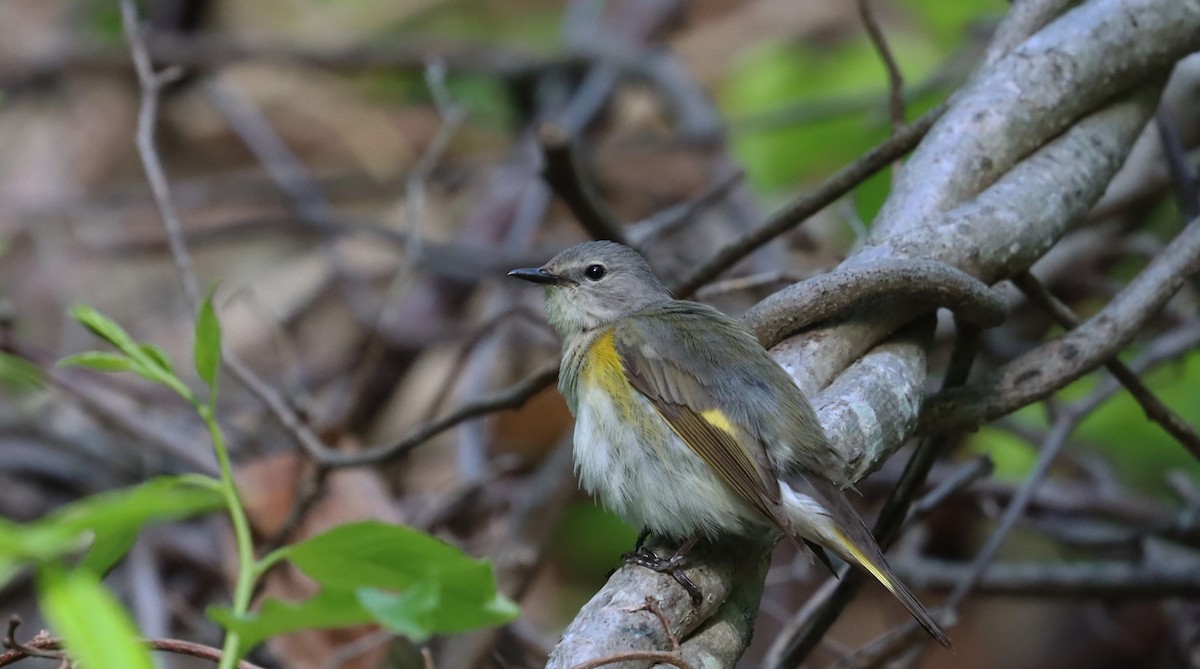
[612,316,781,520]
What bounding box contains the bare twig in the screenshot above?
[896,557,1200,598]
[319,364,559,468]
[0,617,265,669]
[672,103,944,298]
[203,77,380,321]
[0,33,574,88]
[120,0,198,306]
[857,0,906,132]
[538,123,629,246]
[922,215,1200,433]
[120,2,559,471]
[627,169,745,246]
[1012,271,1200,459]
[1156,105,1200,221]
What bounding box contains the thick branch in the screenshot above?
[920,214,1200,433]
[874,0,1200,236]
[743,259,1004,350]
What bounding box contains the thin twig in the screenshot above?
[1012,271,1200,459]
[121,0,198,306]
[120,0,345,471]
[203,77,379,321]
[857,0,905,132]
[896,557,1200,598]
[627,169,745,245]
[0,617,265,669]
[319,364,559,467]
[672,103,945,298]
[120,6,552,470]
[922,215,1200,433]
[1155,105,1200,221]
[538,123,629,246]
[423,307,549,422]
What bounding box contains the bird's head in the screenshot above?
[508,241,670,336]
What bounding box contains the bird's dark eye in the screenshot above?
[584,264,607,281]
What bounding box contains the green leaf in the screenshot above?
[65,305,192,400]
[0,351,42,392]
[216,521,518,648]
[0,519,86,568]
[0,477,223,576]
[38,566,154,669]
[68,305,142,359]
[58,351,133,373]
[138,344,175,376]
[209,588,374,649]
[280,521,476,589]
[357,581,440,642]
[194,289,222,388]
[79,527,140,577]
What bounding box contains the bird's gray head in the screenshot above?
[508,241,671,336]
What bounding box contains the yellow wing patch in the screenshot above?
[699,408,737,435]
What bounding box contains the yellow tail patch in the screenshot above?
[831,528,898,595]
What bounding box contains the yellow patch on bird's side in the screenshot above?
[831,528,897,595]
[699,409,737,436]
[582,330,641,421]
[582,330,625,388]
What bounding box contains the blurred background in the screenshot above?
[1,1,1198,668]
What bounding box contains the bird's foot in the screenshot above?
[622,537,701,605]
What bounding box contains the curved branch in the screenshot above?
[873,0,1200,237]
[743,259,1005,350]
[920,214,1200,434]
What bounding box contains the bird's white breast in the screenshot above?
[571,376,761,540]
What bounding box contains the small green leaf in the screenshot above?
[281,521,487,591]
[19,477,222,573]
[68,305,142,359]
[0,351,42,392]
[217,521,518,648]
[0,519,86,568]
[194,289,222,388]
[48,476,222,537]
[79,527,139,576]
[137,344,175,375]
[65,305,194,401]
[38,566,154,669]
[281,521,518,632]
[357,581,440,642]
[209,588,373,649]
[58,352,133,373]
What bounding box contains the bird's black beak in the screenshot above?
[507,267,561,285]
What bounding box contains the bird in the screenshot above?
[508,240,950,647]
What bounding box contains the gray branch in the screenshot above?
[545,0,1200,665]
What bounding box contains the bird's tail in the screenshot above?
[780,478,952,648]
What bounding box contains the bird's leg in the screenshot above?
[633,527,651,551]
[622,536,702,604]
